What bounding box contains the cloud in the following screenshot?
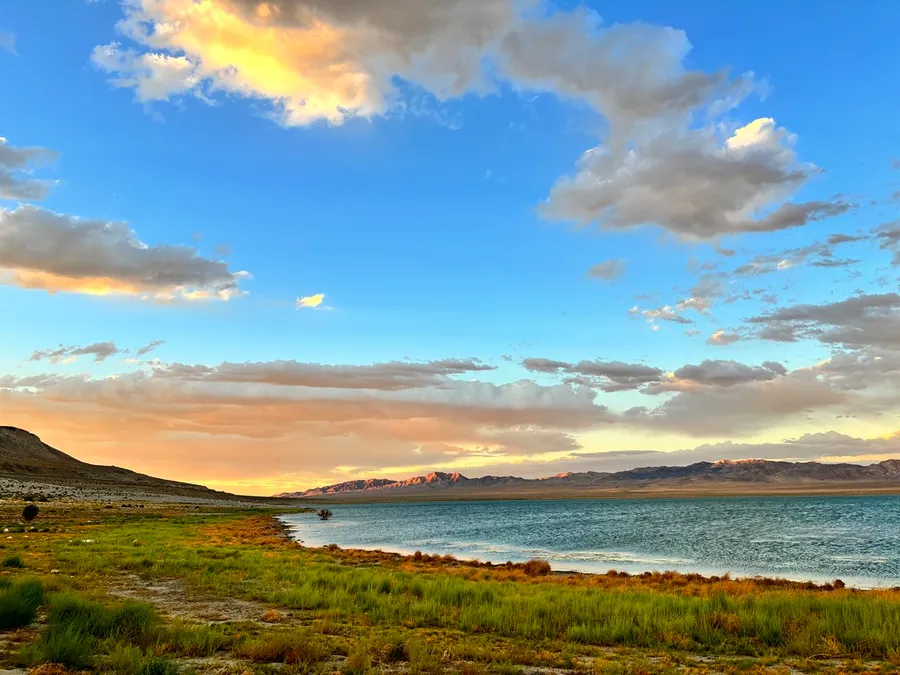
[93,0,742,137]
[669,359,786,387]
[0,137,58,201]
[707,329,740,346]
[495,13,733,141]
[92,0,515,126]
[625,369,844,436]
[876,221,900,265]
[543,119,851,239]
[586,259,625,281]
[748,293,900,350]
[0,205,248,300]
[630,304,693,327]
[733,234,866,277]
[135,340,165,358]
[92,43,201,102]
[522,357,664,392]
[0,29,15,56]
[29,342,121,364]
[0,350,876,488]
[153,357,496,390]
[296,293,325,309]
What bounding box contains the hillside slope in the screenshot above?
[0,426,224,498]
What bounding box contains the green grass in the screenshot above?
[5,506,900,674]
[0,577,44,629]
[20,593,162,670]
[36,512,900,660]
[1,553,23,568]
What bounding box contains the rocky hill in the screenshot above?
[277,458,900,500]
[0,426,249,501]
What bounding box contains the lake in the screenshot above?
[280,495,900,588]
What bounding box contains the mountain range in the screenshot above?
[275,460,900,501]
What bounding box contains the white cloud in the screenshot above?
[296,293,325,309]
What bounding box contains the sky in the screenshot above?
[1,0,899,496]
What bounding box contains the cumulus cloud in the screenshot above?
[0,137,58,201]
[92,0,514,125]
[29,342,121,364]
[522,357,664,392]
[669,359,786,387]
[586,259,625,281]
[707,329,740,346]
[748,293,900,350]
[543,119,850,239]
[296,293,325,309]
[91,0,737,135]
[91,2,846,246]
[0,205,248,299]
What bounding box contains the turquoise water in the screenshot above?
[281,496,900,588]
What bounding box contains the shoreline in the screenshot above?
[284,482,900,503]
[277,515,900,592]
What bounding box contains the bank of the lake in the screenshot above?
[282,494,900,588]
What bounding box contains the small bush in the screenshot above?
[2,554,23,568]
[316,509,333,521]
[0,578,44,628]
[22,504,40,522]
[522,559,552,577]
[343,646,372,675]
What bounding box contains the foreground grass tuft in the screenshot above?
[1,553,24,568]
[0,577,44,629]
[234,628,330,665]
[20,593,162,670]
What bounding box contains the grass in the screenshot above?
[0,503,899,674]
[0,577,44,629]
[1,553,23,568]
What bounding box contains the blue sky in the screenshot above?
[1,0,898,494]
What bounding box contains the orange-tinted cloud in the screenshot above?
[0,205,248,300]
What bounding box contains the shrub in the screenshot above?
[316,509,333,521]
[0,578,44,629]
[522,559,552,577]
[2,554,23,568]
[22,504,40,523]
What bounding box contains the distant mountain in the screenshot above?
[275,458,900,500]
[0,426,227,499]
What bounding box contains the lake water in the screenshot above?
[280,496,900,588]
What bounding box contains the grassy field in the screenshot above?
[0,501,898,675]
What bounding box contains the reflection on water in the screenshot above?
[280,495,900,588]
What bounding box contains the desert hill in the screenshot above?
[0,426,263,502]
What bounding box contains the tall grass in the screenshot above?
[20,593,164,671]
[0,578,44,628]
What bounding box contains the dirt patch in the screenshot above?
[107,574,283,624]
